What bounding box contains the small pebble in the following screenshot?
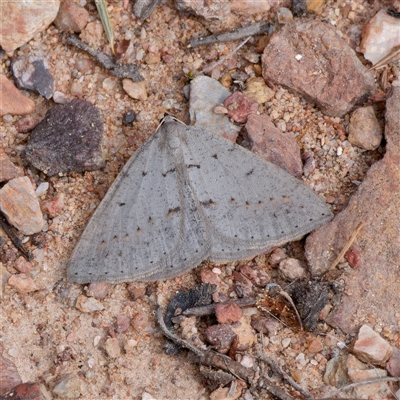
[116,315,131,333]
[215,303,243,324]
[268,248,287,266]
[122,110,136,125]
[0,75,35,116]
[223,91,258,124]
[35,182,49,196]
[122,79,147,100]
[104,337,121,358]
[86,282,109,299]
[0,147,23,182]
[8,274,38,294]
[278,257,306,281]
[75,295,104,313]
[53,373,85,399]
[205,324,236,353]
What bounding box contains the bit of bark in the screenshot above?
[189,21,271,48]
[64,34,143,81]
[182,297,257,317]
[0,212,32,261]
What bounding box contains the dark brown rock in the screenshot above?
[305,83,400,332]
[223,91,258,124]
[215,303,243,324]
[24,99,105,176]
[262,20,376,117]
[246,114,303,178]
[0,354,22,395]
[205,324,236,354]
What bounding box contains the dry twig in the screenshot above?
[188,21,271,48]
[327,222,363,271]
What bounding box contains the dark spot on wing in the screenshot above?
[142,171,147,176]
[162,168,176,177]
[212,154,218,159]
[200,199,216,208]
[167,207,180,216]
[118,202,126,206]
[246,168,254,176]
[186,164,201,169]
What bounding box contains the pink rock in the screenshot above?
[386,347,400,377]
[246,114,303,177]
[132,311,149,331]
[223,91,258,124]
[262,20,376,117]
[268,248,287,266]
[0,147,23,182]
[250,315,280,335]
[126,284,146,300]
[215,303,243,324]
[199,268,220,286]
[307,338,323,353]
[54,0,89,32]
[360,10,400,65]
[15,116,40,133]
[14,257,34,274]
[41,192,65,217]
[0,354,22,395]
[231,0,276,15]
[0,176,44,235]
[305,84,400,333]
[0,75,35,116]
[86,282,109,299]
[0,0,60,52]
[8,274,38,294]
[115,315,131,334]
[351,325,393,365]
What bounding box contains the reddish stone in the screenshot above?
[132,311,148,331]
[345,247,362,269]
[0,75,35,117]
[2,382,49,400]
[86,282,109,299]
[41,193,65,217]
[205,324,236,353]
[307,338,323,353]
[0,354,22,395]
[223,91,258,124]
[199,268,220,286]
[262,20,376,117]
[126,284,146,300]
[215,303,243,324]
[246,114,303,178]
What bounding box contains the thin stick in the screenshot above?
[201,37,251,74]
[327,222,363,271]
[189,21,271,48]
[322,377,400,398]
[256,345,314,400]
[64,34,143,81]
[182,297,257,316]
[0,212,32,261]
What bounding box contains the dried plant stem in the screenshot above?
[327,222,363,271]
